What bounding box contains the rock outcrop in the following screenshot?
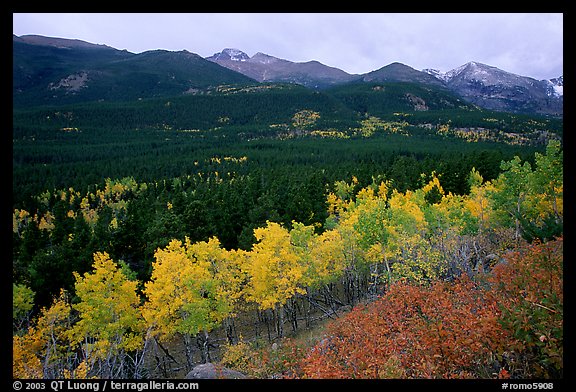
[185,363,247,379]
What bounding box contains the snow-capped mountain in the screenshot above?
[545,76,563,98]
[423,62,562,115]
[421,68,452,83]
[250,52,280,65]
[209,49,563,115]
[207,48,357,89]
[209,48,250,62]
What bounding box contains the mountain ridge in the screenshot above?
[13,34,116,50]
[13,36,256,106]
[423,61,562,115]
[206,48,358,89]
[207,48,562,115]
[13,35,562,116]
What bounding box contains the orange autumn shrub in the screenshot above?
[300,275,509,378]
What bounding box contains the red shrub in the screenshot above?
[301,276,509,378]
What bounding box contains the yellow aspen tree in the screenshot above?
[309,229,346,288]
[352,185,391,295]
[524,140,563,238]
[13,290,76,379]
[241,221,308,337]
[421,172,445,205]
[185,237,242,362]
[243,221,307,310]
[143,237,241,365]
[69,252,144,378]
[386,188,447,284]
[306,228,347,320]
[333,205,367,304]
[142,239,198,367]
[13,333,44,378]
[222,247,250,343]
[13,283,35,331]
[466,173,493,232]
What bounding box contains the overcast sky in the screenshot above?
[12,13,563,80]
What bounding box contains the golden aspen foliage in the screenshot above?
[465,169,496,232]
[142,239,199,339]
[143,237,240,340]
[242,221,308,310]
[184,237,242,330]
[13,333,44,378]
[308,229,346,287]
[69,252,144,364]
[13,290,74,378]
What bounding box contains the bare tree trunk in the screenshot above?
[275,304,284,338]
[368,262,379,299]
[196,330,211,363]
[224,316,237,345]
[152,336,179,378]
[130,334,151,379]
[286,297,300,333]
[304,288,312,328]
[264,309,272,342]
[183,334,195,370]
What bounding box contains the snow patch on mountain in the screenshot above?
[422,62,478,82]
[422,68,451,83]
[425,62,519,85]
[423,62,562,115]
[212,48,250,62]
[545,76,563,97]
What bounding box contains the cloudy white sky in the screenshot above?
[12,13,563,80]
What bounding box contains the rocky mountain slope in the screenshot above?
[423,62,563,115]
[208,48,562,116]
[207,48,358,89]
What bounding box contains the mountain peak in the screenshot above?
[209,48,250,62]
[250,52,280,64]
[425,61,508,84]
[363,62,445,86]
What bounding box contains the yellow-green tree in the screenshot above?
[386,185,447,284]
[242,221,308,311]
[308,229,346,288]
[291,109,320,130]
[69,252,145,378]
[184,237,243,361]
[241,221,309,337]
[143,237,240,365]
[490,140,563,242]
[13,283,35,331]
[13,290,85,379]
[524,140,563,239]
[465,167,495,233]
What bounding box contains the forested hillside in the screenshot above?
[13,140,563,379]
[13,67,563,380]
